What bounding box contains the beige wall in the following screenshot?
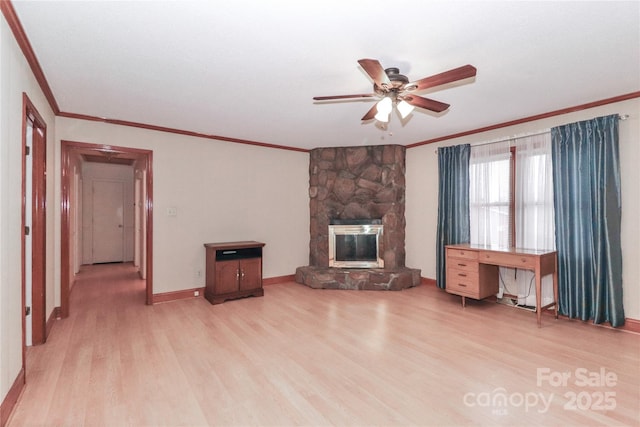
[405,98,640,320]
[0,15,56,405]
[54,118,310,296]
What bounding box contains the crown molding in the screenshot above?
[1,0,59,114]
[407,91,640,148]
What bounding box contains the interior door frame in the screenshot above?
[60,140,153,317]
[21,93,47,351]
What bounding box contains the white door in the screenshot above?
[92,180,125,263]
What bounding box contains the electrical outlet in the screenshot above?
[194,290,200,297]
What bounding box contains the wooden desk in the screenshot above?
[445,243,558,327]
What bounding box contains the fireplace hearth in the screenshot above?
[295,265,421,291]
[295,145,420,291]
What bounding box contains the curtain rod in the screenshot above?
[434,114,629,153]
[471,130,550,148]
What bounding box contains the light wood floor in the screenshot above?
[8,263,640,426]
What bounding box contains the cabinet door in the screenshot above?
[216,260,239,294]
[239,257,262,291]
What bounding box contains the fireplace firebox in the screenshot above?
[328,219,384,269]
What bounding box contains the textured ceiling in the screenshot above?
[11,0,640,150]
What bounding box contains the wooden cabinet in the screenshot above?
[204,241,265,305]
[446,246,498,306]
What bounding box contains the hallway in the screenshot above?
[10,263,154,426]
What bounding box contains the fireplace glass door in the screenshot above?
[328,223,384,268]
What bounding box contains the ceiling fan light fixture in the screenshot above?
[376,96,393,113]
[314,59,477,124]
[374,110,390,122]
[397,100,415,119]
[374,97,393,122]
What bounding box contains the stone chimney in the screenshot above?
[296,144,420,290]
[308,145,407,268]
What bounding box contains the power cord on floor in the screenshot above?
[499,268,536,298]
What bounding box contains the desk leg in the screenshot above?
[536,270,542,327]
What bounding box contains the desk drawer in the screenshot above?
[446,268,479,294]
[479,251,536,269]
[446,247,478,261]
[448,268,478,283]
[447,258,478,272]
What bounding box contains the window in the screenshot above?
[469,134,556,306]
[515,143,555,252]
[469,140,512,247]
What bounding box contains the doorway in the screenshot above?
[22,94,47,348]
[60,140,153,318]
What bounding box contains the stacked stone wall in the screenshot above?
[308,145,407,269]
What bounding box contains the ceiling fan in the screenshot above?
[313,59,477,122]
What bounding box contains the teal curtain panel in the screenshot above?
[551,114,625,327]
[436,144,471,289]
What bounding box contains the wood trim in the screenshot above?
[0,368,25,427]
[407,91,640,148]
[153,274,296,304]
[60,142,71,318]
[61,140,154,316]
[263,274,296,286]
[152,287,205,304]
[543,312,640,335]
[60,91,638,154]
[145,151,154,305]
[437,277,638,333]
[45,307,59,338]
[22,92,48,351]
[1,0,296,156]
[31,111,47,345]
[0,0,59,114]
[622,318,640,334]
[509,146,516,246]
[20,94,27,382]
[62,139,156,156]
[420,277,436,286]
[566,315,640,335]
[58,111,310,153]
[2,0,637,154]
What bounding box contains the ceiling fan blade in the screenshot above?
[407,64,477,91]
[313,94,376,101]
[361,104,378,121]
[357,59,391,88]
[403,95,450,113]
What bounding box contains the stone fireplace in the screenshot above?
[295,145,420,290]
